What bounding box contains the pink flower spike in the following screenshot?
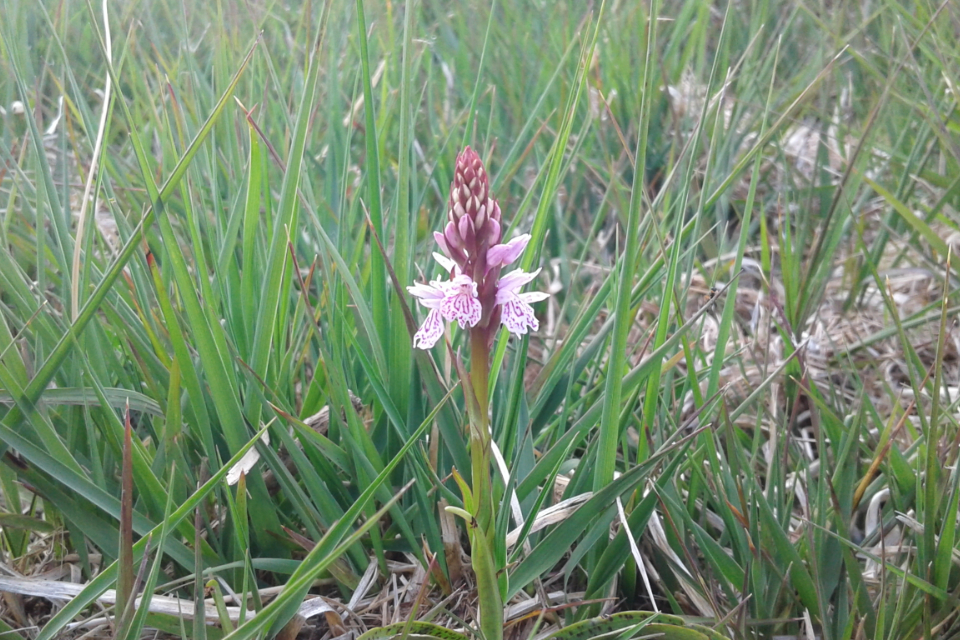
[486,234,531,270]
[440,274,482,329]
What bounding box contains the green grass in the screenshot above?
[2,0,960,638]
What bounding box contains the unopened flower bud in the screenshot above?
[440,146,503,277]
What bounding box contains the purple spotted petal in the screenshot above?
[436,275,480,328]
[494,266,548,337]
[413,309,444,349]
[439,278,481,329]
[440,295,482,329]
[500,295,539,335]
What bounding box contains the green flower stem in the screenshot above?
[468,331,493,535]
[469,331,491,421]
[467,329,503,640]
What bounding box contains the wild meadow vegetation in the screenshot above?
[1,0,960,638]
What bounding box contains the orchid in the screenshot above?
[407,146,550,640]
[408,147,547,351]
[406,281,448,350]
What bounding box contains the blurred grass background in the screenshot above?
[2,0,960,638]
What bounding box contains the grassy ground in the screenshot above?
[2,0,960,638]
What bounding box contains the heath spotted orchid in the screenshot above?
[407,147,548,350]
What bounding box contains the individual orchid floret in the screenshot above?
[441,274,483,329]
[407,281,449,349]
[486,233,531,271]
[496,268,550,336]
[407,271,482,350]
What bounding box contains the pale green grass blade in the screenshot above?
[596,0,658,494]
[247,2,330,428]
[148,258,216,459]
[387,0,419,443]
[0,386,161,415]
[35,425,270,640]
[0,30,259,445]
[508,438,691,598]
[355,0,388,354]
[222,385,454,639]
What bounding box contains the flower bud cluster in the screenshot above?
[435,146,502,279]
